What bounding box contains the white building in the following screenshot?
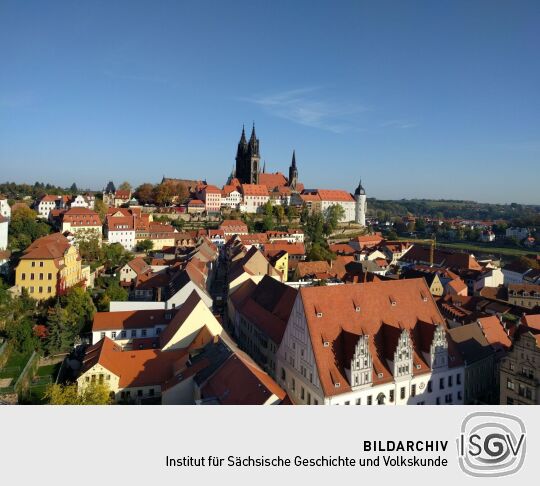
[0,215,8,251]
[0,197,11,220]
[241,184,270,214]
[354,180,367,226]
[221,186,242,209]
[303,189,356,222]
[105,209,136,251]
[276,279,464,405]
[37,195,63,219]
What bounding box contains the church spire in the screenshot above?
[262,160,266,173]
[291,150,296,168]
[249,122,256,142]
[239,124,247,145]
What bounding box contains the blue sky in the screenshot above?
[1,0,539,203]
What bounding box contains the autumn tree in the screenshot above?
[134,183,154,204]
[94,197,108,220]
[44,382,111,405]
[118,181,132,192]
[8,205,52,250]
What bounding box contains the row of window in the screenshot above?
[27,286,53,294]
[100,328,162,340]
[21,272,53,281]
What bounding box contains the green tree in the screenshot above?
[94,197,107,220]
[286,205,298,223]
[61,286,96,334]
[324,204,345,234]
[44,303,73,355]
[136,239,154,253]
[96,278,128,311]
[102,243,131,270]
[70,183,78,193]
[44,382,111,405]
[274,205,285,225]
[263,200,274,218]
[307,242,336,262]
[262,214,275,232]
[8,205,52,250]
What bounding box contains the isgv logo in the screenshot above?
[457,411,526,477]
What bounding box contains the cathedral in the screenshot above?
[233,124,300,192]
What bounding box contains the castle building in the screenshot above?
[354,179,367,226]
[234,125,302,195]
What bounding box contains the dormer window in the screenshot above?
[377,372,383,378]
[355,306,361,312]
[323,341,330,348]
[416,364,422,369]
[334,382,341,388]
[316,312,323,318]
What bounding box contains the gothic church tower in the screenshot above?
[235,124,260,184]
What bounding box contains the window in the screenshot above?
[131,330,137,338]
[389,390,395,402]
[344,400,350,405]
[507,397,514,405]
[29,286,34,293]
[100,332,105,339]
[48,273,52,280]
[439,377,444,390]
[121,330,126,338]
[507,379,515,390]
[314,399,318,405]
[411,384,416,397]
[39,273,44,280]
[448,375,453,387]
[137,390,143,397]
[47,287,52,293]
[30,273,35,280]
[21,273,26,280]
[281,368,286,381]
[400,387,405,399]
[436,397,440,405]
[40,261,44,267]
[356,398,361,405]
[301,387,305,400]
[111,331,117,339]
[292,378,295,391]
[367,395,372,405]
[31,262,35,267]
[456,373,461,385]
[142,329,147,337]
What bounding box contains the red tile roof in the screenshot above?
[81,337,187,388]
[299,279,460,397]
[20,233,72,261]
[316,189,354,202]
[200,352,286,404]
[62,207,102,226]
[259,172,287,190]
[477,316,512,350]
[241,184,269,197]
[92,308,177,332]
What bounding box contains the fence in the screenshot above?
[0,340,8,368]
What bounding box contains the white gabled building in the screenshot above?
[0,197,11,220]
[0,215,8,251]
[276,279,464,405]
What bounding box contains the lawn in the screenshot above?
[24,362,61,404]
[397,238,534,258]
[0,350,33,392]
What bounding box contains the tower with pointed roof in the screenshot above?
[235,124,260,184]
[354,179,367,226]
[288,150,299,191]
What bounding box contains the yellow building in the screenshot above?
[15,233,84,300]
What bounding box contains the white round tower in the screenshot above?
[354,179,367,226]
